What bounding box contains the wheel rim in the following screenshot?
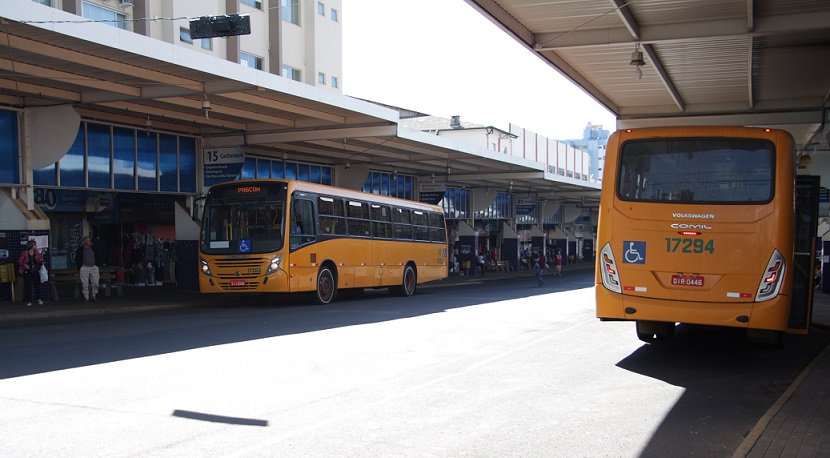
[318,269,334,303]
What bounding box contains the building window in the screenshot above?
[240,52,263,70]
[201,38,213,51]
[82,2,127,29]
[179,28,193,44]
[317,2,325,15]
[331,8,338,22]
[281,0,300,25]
[331,76,338,88]
[318,72,326,84]
[281,65,301,82]
[240,0,262,9]
[31,0,52,5]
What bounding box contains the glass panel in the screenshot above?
[618,138,774,203]
[298,163,309,182]
[310,165,321,183]
[321,166,331,185]
[113,127,135,190]
[137,133,157,191]
[272,161,285,179]
[59,127,85,187]
[239,157,255,180]
[159,134,178,192]
[34,163,56,186]
[0,109,18,184]
[179,137,196,193]
[257,158,271,178]
[381,173,389,195]
[285,162,297,180]
[86,123,111,189]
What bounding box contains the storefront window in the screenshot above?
[87,123,111,189]
[59,129,86,187]
[137,133,158,191]
[113,127,135,190]
[159,134,177,192]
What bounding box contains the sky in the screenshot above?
[341,0,617,141]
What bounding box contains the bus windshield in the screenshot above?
[201,199,286,254]
[617,138,774,204]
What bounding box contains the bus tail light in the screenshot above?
[200,258,212,276]
[756,250,786,301]
[599,243,622,293]
[266,255,282,275]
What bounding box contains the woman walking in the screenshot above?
[18,240,43,306]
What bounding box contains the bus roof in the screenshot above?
[225,179,444,213]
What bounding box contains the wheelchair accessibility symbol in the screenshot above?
[623,241,646,264]
[238,239,251,253]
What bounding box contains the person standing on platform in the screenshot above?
[75,236,100,302]
[535,252,546,287]
[555,249,563,276]
[18,240,43,306]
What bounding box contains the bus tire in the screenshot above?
[636,320,675,344]
[392,264,417,297]
[316,266,336,305]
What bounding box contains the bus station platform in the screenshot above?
[1,262,829,457]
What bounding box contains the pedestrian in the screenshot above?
[477,252,486,276]
[75,236,100,302]
[18,240,43,306]
[555,250,563,276]
[536,252,546,286]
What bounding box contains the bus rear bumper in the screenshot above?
[595,286,791,331]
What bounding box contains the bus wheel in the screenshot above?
[392,265,417,297]
[636,321,675,344]
[316,267,336,305]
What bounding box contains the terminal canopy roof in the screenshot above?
[466,0,830,154]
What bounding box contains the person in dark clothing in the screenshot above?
[18,240,43,306]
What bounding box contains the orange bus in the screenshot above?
[595,126,800,343]
[199,179,448,303]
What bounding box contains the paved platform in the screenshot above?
[1,262,829,457]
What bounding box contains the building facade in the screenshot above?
[34,0,343,92]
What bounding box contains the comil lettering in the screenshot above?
[671,223,712,230]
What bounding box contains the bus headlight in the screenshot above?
[200,258,212,276]
[265,255,282,275]
[756,250,786,301]
[599,243,622,293]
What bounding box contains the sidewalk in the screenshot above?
[1,262,829,457]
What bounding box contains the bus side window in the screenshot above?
[290,199,316,248]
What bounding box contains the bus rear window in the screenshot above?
[617,138,774,203]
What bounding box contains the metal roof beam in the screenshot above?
[204,125,398,148]
[533,11,830,49]
[609,0,640,40]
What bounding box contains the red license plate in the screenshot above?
[671,275,704,286]
[230,279,246,287]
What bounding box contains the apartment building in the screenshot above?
[33,0,342,92]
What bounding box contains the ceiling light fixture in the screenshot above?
[630,43,645,80]
[202,94,211,119]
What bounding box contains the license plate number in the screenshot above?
[230,279,246,287]
[672,274,704,286]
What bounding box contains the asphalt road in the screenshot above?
[1,270,827,457]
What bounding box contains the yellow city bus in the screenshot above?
[199,179,448,303]
[595,126,798,343]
